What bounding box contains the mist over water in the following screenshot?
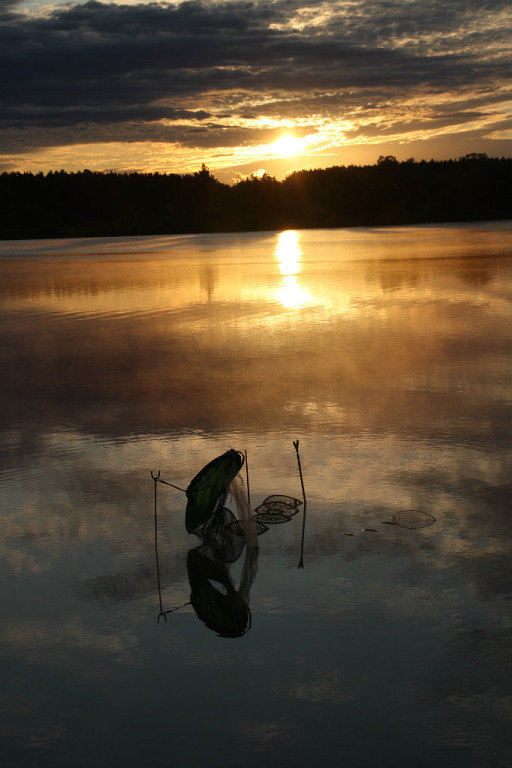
[1,223,512,767]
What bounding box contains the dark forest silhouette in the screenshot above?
[1,154,511,240]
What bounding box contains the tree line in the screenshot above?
[1,154,511,240]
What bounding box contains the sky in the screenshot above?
[1,0,512,181]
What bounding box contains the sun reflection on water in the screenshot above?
[275,230,302,276]
[274,230,311,308]
[277,275,311,308]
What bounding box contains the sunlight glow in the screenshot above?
[271,135,304,157]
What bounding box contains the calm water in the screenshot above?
[1,223,511,767]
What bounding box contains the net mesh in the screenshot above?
[199,507,245,563]
[391,510,436,529]
[226,519,268,536]
[254,494,302,524]
[190,469,302,558]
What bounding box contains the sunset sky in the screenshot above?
[2,0,512,181]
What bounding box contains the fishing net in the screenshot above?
[193,476,271,561]
[254,509,291,524]
[199,507,245,563]
[185,449,244,533]
[387,510,436,529]
[254,494,302,524]
[226,519,269,536]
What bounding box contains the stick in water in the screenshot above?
[157,478,186,493]
[294,440,307,569]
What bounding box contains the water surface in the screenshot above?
[1,223,512,767]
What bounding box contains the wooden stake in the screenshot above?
[293,440,307,569]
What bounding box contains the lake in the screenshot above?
[1,223,511,767]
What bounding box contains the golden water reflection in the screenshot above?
[1,226,511,442]
[274,229,312,308]
[276,274,311,308]
[275,230,302,276]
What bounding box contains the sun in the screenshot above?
[271,134,303,157]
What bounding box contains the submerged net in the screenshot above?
[254,495,302,525]
[199,507,245,563]
[193,475,274,562]
[390,510,436,529]
[227,519,269,536]
[188,454,302,559]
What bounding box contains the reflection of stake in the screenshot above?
[152,471,192,622]
[151,470,167,623]
[293,440,307,569]
[245,449,251,508]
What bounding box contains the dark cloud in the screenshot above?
[0,121,316,153]
[0,0,511,156]
[0,104,211,127]
[0,0,23,13]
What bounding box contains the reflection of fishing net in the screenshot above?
[199,507,245,563]
[239,545,259,603]
[187,547,251,637]
[390,510,436,529]
[254,495,302,524]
